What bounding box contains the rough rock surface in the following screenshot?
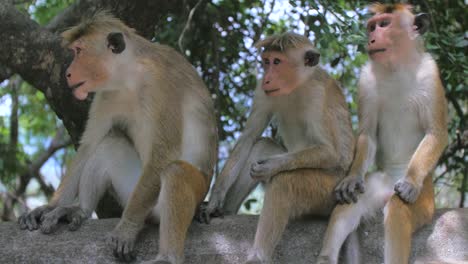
[1,209,467,263]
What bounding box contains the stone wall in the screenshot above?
[1,209,467,263]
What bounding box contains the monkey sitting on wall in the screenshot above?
[317,3,448,264]
[199,32,356,263]
[18,11,218,264]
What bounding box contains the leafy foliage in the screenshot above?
[0,0,466,220]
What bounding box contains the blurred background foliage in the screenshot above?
[0,0,466,220]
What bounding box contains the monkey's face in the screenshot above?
[260,51,303,97]
[65,39,109,100]
[65,32,126,100]
[367,12,418,67]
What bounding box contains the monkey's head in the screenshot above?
[255,32,320,97]
[61,11,134,100]
[366,3,429,67]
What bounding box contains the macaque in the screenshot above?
[200,32,355,263]
[317,4,448,264]
[18,12,217,264]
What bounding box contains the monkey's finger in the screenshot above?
[349,190,359,203]
[115,240,125,260]
[25,214,39,231]
[199,211,211,224]
[122,242,135,262]
[18,215,27,230]
[356,182,366,193]
[340,189,353,204]
[346,184,360,203]
[40,212,61,234]
[334,189,345,204]
[68,214,83,231]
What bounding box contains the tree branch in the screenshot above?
[0,65,12,83]
[178,0,205,52]
[0,0,197,145]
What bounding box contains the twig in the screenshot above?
[178,0,205,53]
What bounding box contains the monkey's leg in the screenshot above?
[223,137,285,215]
[384,175,434,264]
[247,169,338,263]
[318,172,391,264]
[41,135,140,234]
[109,154,165,262]
[152,161,207,264]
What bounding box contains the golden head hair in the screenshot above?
[61,10,135,47]
[369,3,413,14]
[255,32,313,52]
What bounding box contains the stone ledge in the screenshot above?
[1,209,467,263]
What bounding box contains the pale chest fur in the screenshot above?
[82,90,154,166]
[376,77,424,172]
[273,85,325,152]
[363,56,436,177]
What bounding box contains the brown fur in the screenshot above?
[202,33,354,263]
[318,4,448,264]
[19,12,217,264]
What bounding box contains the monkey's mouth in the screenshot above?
[264,88,280,95]
[368,49,386,55]
[69,81,86,91]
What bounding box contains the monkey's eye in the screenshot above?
[368,23,376,32]
[379,19,390,28]
[263,59,270,65]
[273,58,281,65]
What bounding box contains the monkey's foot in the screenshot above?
[18,204,54,231]
[108,219,141,262]
[40,205,88,234]
[195,200,224,224]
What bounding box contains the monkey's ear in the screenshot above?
[107,32,126,54]
[414,13,430,35]
[304,50,320,67]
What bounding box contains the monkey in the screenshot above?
[198,32,356,263]
[17,11,218,264]
[317,3,448,264]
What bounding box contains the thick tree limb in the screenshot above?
[0,0,197,144]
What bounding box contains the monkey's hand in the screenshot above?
[108,218,141,262]
[196,198,224,224]
[40,205,88,234]
[334,176,366,204]
[250,158,281,182]
[394,178,421,204]
[18,204,54,231]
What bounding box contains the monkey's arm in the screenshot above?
[335,87,379,203]
[202,93,272,220]
[249,141,339,181]
[395,82,448,203]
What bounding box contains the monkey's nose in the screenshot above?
[66,73,71,78]
[369,39,376,44]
